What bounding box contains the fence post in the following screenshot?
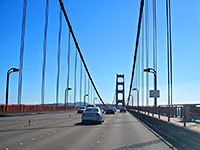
[168,105,170,122]
[183,105,186,127]
[158,106,160,119]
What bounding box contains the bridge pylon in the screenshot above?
[115,74,125,108]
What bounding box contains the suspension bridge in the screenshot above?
[0,0,200,150]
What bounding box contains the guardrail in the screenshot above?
[126,104,200,127]
[0,104,79,114]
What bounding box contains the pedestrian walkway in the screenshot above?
[138,111,200,133]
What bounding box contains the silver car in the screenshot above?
[82,107,104,124]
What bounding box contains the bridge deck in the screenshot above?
[0,110,172,150]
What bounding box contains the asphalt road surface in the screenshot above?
[0,110,175,150]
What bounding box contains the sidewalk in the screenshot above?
[138,111,200,133]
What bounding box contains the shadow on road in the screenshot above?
[74,122,100,126]
[112,139,162,150]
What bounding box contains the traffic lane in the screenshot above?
[0,110,76,129]
[0,111,80,150]
[0,111,78,139]
[96,112,172,150]
[15,112,115,150]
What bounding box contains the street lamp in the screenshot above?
[130,95,134,106]
[5,68,20,111]
[65,87,72,106]
[132,88,139,111]
[93,97,97,105]
[84,94,89,106]
[144,68,158,114]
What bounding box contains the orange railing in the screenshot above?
[0,104,79,113]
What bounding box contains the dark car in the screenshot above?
[86,104,96,107]
[120,107,126,113]
[106,107,115,114]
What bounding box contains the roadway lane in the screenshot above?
[0,110,173,150]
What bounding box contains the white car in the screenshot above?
[82,107,104,124]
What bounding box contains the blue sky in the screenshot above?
[0,0,199,105]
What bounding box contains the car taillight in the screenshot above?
[82,113,87,116]
[95,113,100,116]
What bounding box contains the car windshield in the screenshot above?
[85,108,98,112]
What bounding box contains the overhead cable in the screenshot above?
[58,0,106,106]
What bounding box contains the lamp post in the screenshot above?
[132,88,139,112]
[84,94,88,106]
[130,95,134,106]
[5,68,20,111]
[65,87,72,106]
[93,97,97,105]
[144,68,157,114]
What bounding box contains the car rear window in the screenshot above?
[79,107,85,109]
[85,108,98,112]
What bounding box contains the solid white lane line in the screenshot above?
[20,142,23,145]
[40,135,43,138]
[32,138,35,141]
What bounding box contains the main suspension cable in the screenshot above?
[58,0,105,106]
[127,0,144,104]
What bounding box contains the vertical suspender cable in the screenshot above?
[74,50,77,106]
[145,0,149,106]
[80,61,82,106]
[18,0,27,105]
[56,9,62,105]
[88,78,90,104]
[153,0,157,71]
[166,0,173,106]
[169,0,173,105]
[84,71,86,97]
[41,0,49,105]
[66,31,71,106]
[142,17,144,106]
[166,0,170,106]
[91,84,92,104]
